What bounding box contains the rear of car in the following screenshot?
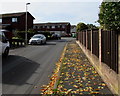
[0,30,10,57]
[51,33,61,40]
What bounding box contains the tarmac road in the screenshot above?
[2,37,75,94]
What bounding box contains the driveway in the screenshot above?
[2,37,75,94]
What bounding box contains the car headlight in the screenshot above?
[29,40,31,42]
[36,40,40,42]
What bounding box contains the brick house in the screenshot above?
[0,12,35,31]
[33,22,71,36]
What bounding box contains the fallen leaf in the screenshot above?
[65,89,72,94]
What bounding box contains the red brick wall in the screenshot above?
[2,13,34,31]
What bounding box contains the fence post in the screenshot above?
[86,30,87,50]
[99,29,102,70]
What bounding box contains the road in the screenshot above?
[2,37,75,94]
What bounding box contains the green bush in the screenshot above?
[16,30,36,40]
[15,30,54,40]
[76,22,88,32]
[37,31,54,40]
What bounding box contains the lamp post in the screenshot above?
[25,3,30,45]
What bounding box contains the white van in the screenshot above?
[0,30,10,57]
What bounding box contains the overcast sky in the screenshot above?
[0,0,102,26]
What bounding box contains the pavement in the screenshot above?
[43,40,114,95]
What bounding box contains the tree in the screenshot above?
[98,1,120,31]
[76,22,88,32]
[87,24,98,29]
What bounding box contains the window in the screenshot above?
[60,25,62,28]
[52,26,55,28]
[12,18,17,22]
[33,26,36,29]
[55,26,58,28]
[57,25,60,28]
[62,25,65,28]
[40,26,43,28]
[39,26,41,29]
[35,26,38,29]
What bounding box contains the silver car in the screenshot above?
[0,30,10,57]
[29,34,46,45]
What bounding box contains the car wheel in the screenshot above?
[44,41,46,44]
[3,47,9,57]
[41,41,43,44]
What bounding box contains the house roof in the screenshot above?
[1,12,35,19]
[34,22,70,26]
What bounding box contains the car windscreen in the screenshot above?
[32,35,42,38]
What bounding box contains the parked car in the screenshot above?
[51,33,61,40]
[29,34,46,45]
[0,30,10,57]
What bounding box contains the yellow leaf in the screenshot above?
[73,85,79,88]
[65,89,72,94]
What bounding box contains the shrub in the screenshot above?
[98,1,120,31]
[76,22,88,32]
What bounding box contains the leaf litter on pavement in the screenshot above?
[41,41,112,95]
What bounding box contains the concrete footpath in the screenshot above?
[41,40,114,95]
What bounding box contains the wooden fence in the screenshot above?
[77,29,118,73]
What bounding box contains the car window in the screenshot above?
[32,35,42,38]
[41,36,44,39]
[0,33,7,43]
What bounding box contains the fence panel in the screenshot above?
[87,30,91,51]
[101,30,118,73]
[82,31,84,44]
[84,31,86,47]
[101,30,111,66]
[92,29,99,58]
[111,31,118,73]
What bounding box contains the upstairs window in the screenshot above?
[62,25,65,28]
[34,26,38,29]
[40,26,43,28]
[12,18,17,22]
[52,26,55,28]
[55,26,58,28]
[60,25,62,28]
